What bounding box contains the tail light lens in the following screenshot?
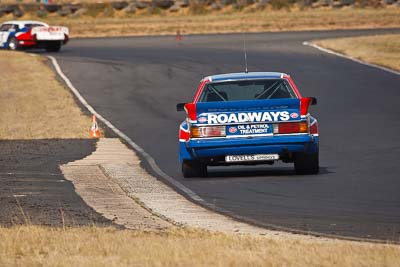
[273,122,308,134]
[63,34,69,44]
[191,126,226,138]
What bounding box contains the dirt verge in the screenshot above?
[0,139,112,226]
[0,51,112,226]
[0,52,93,139]
[1,6,399,37]
[314,34,400,71]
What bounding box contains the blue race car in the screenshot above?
[177,72,319,177]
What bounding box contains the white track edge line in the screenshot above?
[47,55,204,203]
[302,41,400,76]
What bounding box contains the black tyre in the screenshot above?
[294,152,319,174]
[8,37,19,51]
[45,42,61,52]
[182,160,207,178]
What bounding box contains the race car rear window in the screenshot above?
[198,79,297,102]
[24,24,46,28]
[0,24,16,31]
[0,24,10,31]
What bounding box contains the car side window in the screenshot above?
[24,24,44,28]
[10,24,20,32]
[0,24,12,32]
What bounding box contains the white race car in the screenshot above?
[0,20,69,52]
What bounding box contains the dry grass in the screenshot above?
[0,51,92,139]
[314,34,400,71]
[0,226,399,267]
[1,7,399,37]
[49,8,400,38]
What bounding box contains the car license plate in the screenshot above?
[225,154,279,162]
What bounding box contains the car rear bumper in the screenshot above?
[179,134,319,163]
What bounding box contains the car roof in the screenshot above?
[2,20,48,27]
[204,72,289,82]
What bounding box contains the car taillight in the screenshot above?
[63,34,69,44]
[273,122,308,134]
[191,126,226,138]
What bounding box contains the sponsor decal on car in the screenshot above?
[198,117,207,123]
[228,127,237,134]
[227,124,272,136]
[198,111,291,124]
[290,112,299,119]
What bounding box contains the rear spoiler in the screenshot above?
[178,97,316,111]
[177,97,317,125]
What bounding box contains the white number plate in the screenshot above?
[225,154,279,162]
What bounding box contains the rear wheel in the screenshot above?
[8,37,19,51]
[182,160,207,178]
[294,152,319,174]
[45,42,61,52]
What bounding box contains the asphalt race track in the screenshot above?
[52,29,400,241]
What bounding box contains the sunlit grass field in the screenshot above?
[0,51,92,139]
[1,226,399,267]
[1,7,399,37]
[315,34,400,71]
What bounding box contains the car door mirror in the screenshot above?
[176,103,186,111]
[307,97,317,105]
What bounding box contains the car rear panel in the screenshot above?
[31,26,68,41]
[194,98,301,126]
[188,134,317,157]
[181,98,318,162]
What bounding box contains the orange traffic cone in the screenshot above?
[176,30,182,41]
[89,115,101,138]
